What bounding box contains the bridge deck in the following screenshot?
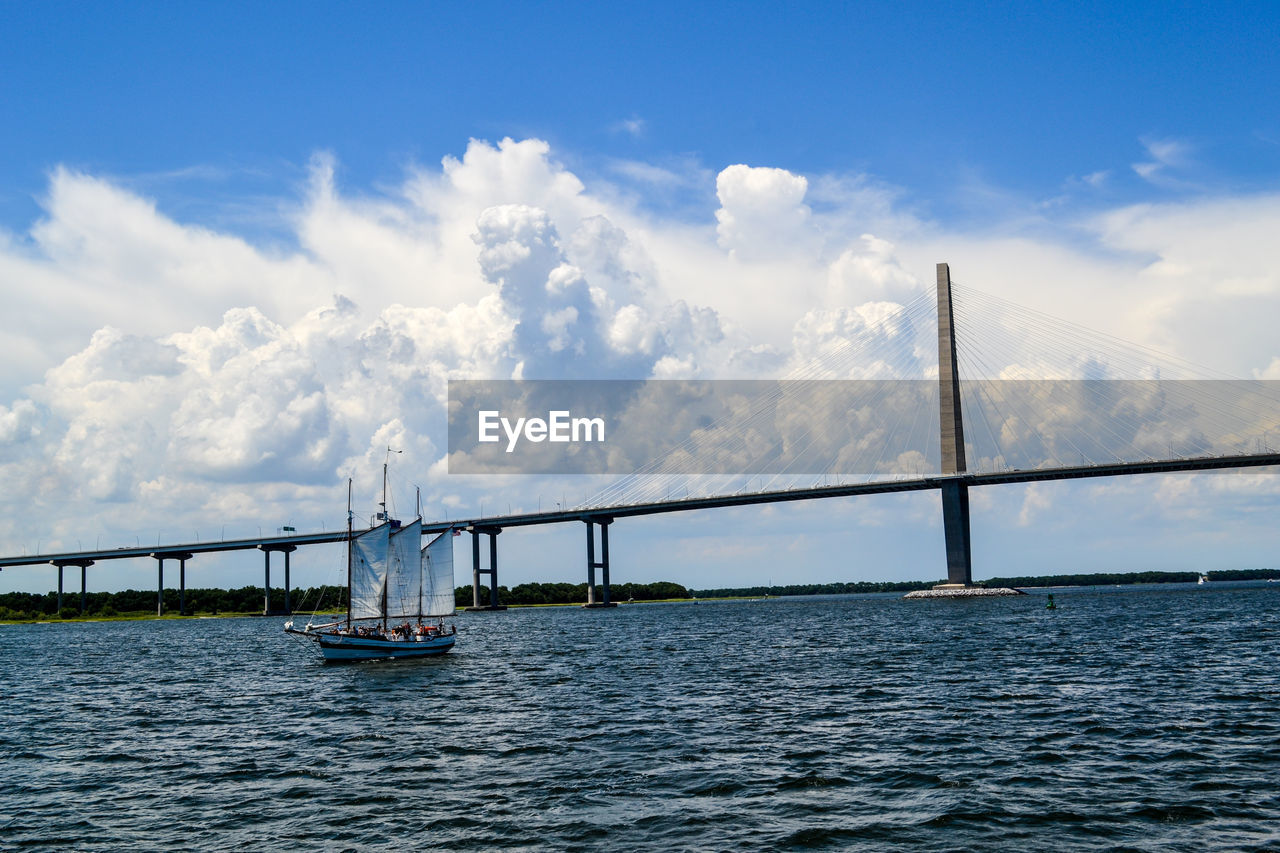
[1,451,1275,570]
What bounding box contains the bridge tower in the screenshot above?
[936,262,973,588]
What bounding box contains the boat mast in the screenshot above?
[380,461,388,524]
[345,478,353,629]
[416,486,423,621]
[381,460,389,631]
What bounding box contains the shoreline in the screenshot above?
[4,578,1276,625]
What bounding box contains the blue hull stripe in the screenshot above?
[314,634,455,660]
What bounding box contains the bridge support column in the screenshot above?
[940,481,973,587]
[52,559,94,615]
[488,530,499,608]
[472,529,481,607]
[151,552,192,617]
[259,545,296,615]
[935,262,974,589]
[584,518,617,608]
[466,527,506,611]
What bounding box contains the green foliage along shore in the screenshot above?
[690,580,938,598]
[2,570,1275,621]
[0,581,692,621]
[978,568,1280,589]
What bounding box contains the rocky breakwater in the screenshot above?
[903,586,1026,599]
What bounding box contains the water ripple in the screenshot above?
[3,583,1280,849]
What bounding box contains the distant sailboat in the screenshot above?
[286,475,457,661]
[1198,574,1210,585]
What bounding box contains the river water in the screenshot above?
[3,582,1279,850]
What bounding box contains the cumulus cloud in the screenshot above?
[1,135,1278,587]
[714,164,814,261]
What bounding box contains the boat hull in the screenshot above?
[289,628,456,661]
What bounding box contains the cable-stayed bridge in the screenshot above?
[3,264,1278,612]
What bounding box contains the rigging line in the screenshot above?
[896,381,934,477]
[953,289,1030,471]
[952,283,1155,465]
[956,289,1238,461]
[952,283,1240,379]
[775,306,937,480]
[858,376,923,481]
[981,339,1121,466]
[958,291,1277,442]
[762,380,906,490]
[962,298,1182,381]
[1077,380,1166,462]
[955,304,1100,468]
[957,325,1044,471]
[955,287,1159,377]
[781,310,939,481]
[956,301,1158,465]
[954,348,1010,473]
[760,332,934,487]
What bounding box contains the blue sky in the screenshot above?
[4,1,1278,227]
[1,1,1278,595]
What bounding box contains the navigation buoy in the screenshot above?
[1046,593,1057,610]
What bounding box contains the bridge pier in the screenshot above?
[51,559,95,615]
[939,481,972,587]
[467,526,506,611]
[584,518,616,608]
[935,262,974,588]
[259,545,296,615]
[151,552,193,616]
[155,556,165,616]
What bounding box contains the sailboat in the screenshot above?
[286,476,457,661]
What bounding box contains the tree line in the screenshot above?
[689,580,939,598]
[4,569,1274,621]
[979,568,1280,589]
[0,580,693,620]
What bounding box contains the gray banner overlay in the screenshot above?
[446,380,1280,475]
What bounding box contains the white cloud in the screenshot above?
[611,116,646,137]
[1255,357,1280,380]
[1018,483,1052,525]
[1,136,1278,591]
[1132,137,1194,186]
[714,164,814,261]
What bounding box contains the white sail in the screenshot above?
[422,531,457,617]
[386,519,423,619]
[349,523,391,620]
